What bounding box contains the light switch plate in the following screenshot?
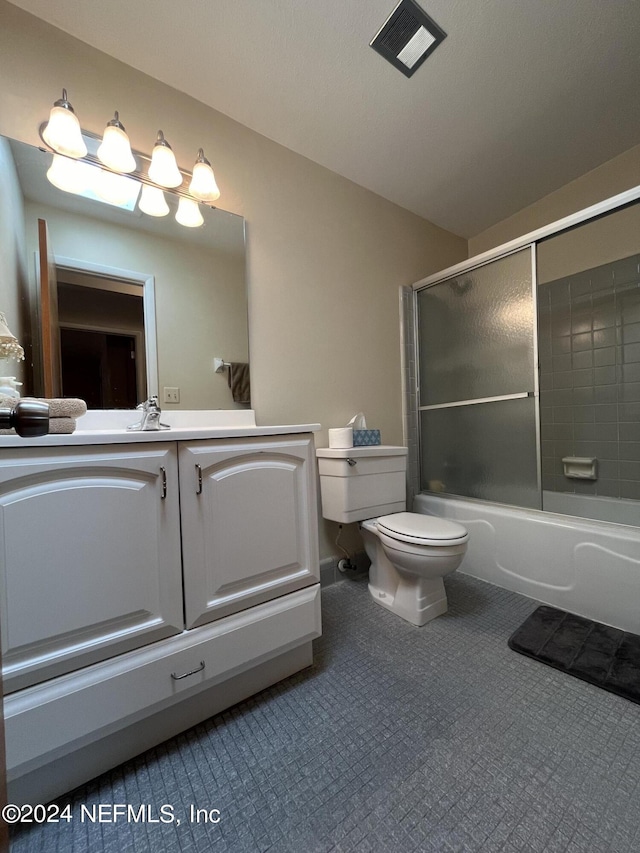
[163,387,180,404]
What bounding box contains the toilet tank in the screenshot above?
[316,445,408,523]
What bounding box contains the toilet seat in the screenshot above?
[376,512,469,547]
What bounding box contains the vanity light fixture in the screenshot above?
[175,197,204,228]
[42,89,87,159]
[40,89,222,225]
[94,168,141,207]
[46,153,92,195]
[189,149,221,202]
[97,112,136,173]
[138,184,170,217]
[148,131,183,188]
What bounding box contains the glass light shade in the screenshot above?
[46,154,91,194]
[189,152,220,202]
[97,119,136,173]
[175,197,204,228]
[139,184,170,217]
[42,98,87,159]
[148,132,182,188]
[94,169,139,206]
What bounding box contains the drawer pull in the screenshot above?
[160,466,167,499]
[346,458,357,467]
[171,660,205,680]
[195,463,202,495]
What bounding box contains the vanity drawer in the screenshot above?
[5,584,321,779]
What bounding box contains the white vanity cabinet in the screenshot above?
[0,419,322,805]
[0,443,184,692]
[179,435,319,627]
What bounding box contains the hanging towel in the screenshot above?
[228,362,251,404]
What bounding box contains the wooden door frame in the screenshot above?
[34,253,159,400]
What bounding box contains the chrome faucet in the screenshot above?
[127,396,171,431]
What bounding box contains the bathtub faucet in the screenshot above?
[127,396,171,431]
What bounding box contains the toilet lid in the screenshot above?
[376,512,468,545]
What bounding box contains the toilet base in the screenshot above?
[368,575,448,627]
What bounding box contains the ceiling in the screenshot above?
[8,0,640,238]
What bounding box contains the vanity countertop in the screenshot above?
[0,409,321,447]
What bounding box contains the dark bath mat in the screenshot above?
[508,605,640,705]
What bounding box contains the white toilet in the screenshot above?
[316,445,469,626]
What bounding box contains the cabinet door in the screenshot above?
[179,435,320,628]
[0,444,184,692]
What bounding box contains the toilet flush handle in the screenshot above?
[346,458,357,467]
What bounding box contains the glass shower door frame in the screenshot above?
[413,243,542,505]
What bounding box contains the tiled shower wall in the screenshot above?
[538,253,640,500]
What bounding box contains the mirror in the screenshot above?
[0,134,249,409]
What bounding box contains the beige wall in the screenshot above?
[469,143,640,257]
[537,203,640,285]
[0,2,467,558]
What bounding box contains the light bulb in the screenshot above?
[189,149,220,202]
[42,89,87,159]
[94,168,139,206]
[46,154,90,194]
[175,197,204,228]
[148,130,182,188]
[139,184,170,217]
[97,112,136,173]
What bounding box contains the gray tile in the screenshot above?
[571,386,594,405]
[594,366,616,386]
[12,576,640,853]
[622,363,640,384]
[552,335,572,355]
[571,369,593,388]
[596,479,620,498]
[619,422,640,441]
[622,322,640,345]
[619,480,640,499]
[552,354,572,373]
[571,332,593,352]
[619,442,640,462]
[594,385,618,404]
[593,327,617,349]
[593,346,616,367]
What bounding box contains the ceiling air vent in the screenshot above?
[370,0,446,78]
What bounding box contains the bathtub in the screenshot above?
[414,493,640,633]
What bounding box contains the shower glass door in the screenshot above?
[417,246,540,509]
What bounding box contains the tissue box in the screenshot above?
[353,429,381,446]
